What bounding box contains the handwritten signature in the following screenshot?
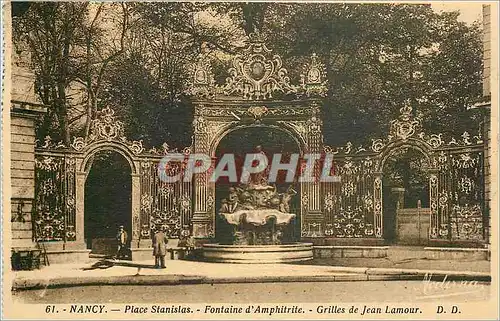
[415,273,487,300]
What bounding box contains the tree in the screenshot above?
[422,12,483,135]
[74,3,130,139]
[211,2,269,35]
[99,3,242,148]
[13,3,483,149]
[13,2,89,144]
[260,3,483,146]
[12,2,130,143]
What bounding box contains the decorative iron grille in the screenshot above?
[322,156,376,238]
[139,159,192,239]
[33,154,76,241]
[321,104,486,243]
[433,150,485,240]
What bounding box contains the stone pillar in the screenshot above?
[301,110,325,238]
[74,171,86,245]
[481,4,493,246]
[391,187,405,209]
[191,119,215,239]
[192,170,213,238]
[131,173,142,248]
[483,5,491,98]
[10,102,46,249]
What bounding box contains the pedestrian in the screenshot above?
[114,225,128,260]
[178,229,195,250]
[152,227,169,269]
[178,229,195,259]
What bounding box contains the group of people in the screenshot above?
[113,225,194,269]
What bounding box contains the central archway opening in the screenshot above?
[84,150,132,255]
[214,126,301,244]
[382,147,430,245]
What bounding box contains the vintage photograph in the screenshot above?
[2,1,498,319]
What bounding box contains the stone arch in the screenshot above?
[79,141,138,174]
[187,34,327,239]
[377,138,433,173]
[209,123,306,158]
[210,124,305,243]
[75,140,141,248]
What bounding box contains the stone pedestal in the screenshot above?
[391,187,405,209]
[202,243,313,263]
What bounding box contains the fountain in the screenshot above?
[202,157,313,263]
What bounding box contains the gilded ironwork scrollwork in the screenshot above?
[321,156,376,238]
[429,174,439,238]
[139,160,193,239]
[450,204,483,240]
[187,33,328,100]
[373,176,383,237]
[329,206,368,238]
[34,155,77,241]
[301,221,322,237]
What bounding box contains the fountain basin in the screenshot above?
[202,243,313,264]
[222,209,296,226]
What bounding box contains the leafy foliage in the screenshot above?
[12,2,130,144]
[261,3,483,146]
[12,2,90,143]
[12,3,484,149]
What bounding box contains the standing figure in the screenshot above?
[250,145,270,186]
[152,227,169,269]
[220,199,230,213]
[227,187,239,212]
[279,186,297,213]
[114,225,128,260]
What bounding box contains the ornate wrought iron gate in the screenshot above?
[321,105,486,244]
[32,37,486,248]
[34,152,76,242]
[33,108,194,249]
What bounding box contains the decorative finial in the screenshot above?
[300,53,328,97]
[248,32,266,44]
[186,55,215,98]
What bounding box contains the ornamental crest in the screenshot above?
[247,106,269,122]
[300,53,328,97]
[186,56,215,98]
[89,107,125,141]
[222,33,297,100]
[188,33,328,100]
[389,103,421,140]
[68,107,144,155]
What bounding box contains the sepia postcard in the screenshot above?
[1,1,498,319]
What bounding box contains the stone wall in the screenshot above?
[10,103,46,249]
[485,112,491,245]
[482,5,492,245]
[483,5,491,97]
[10,42,47,250]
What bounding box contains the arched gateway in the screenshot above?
[188,34,329,240]
[31,34,487,262]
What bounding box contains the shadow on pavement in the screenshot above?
[82,259,156,270]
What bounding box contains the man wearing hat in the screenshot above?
[114,225,128,260]
[152,226,169,268]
